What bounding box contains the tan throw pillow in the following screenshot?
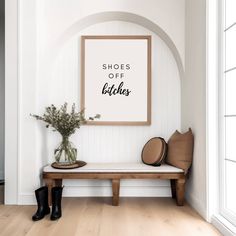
[142,137,167,166]
[166,128,194,174]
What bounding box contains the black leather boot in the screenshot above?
[32,186,50,221]
[50,186,63,220]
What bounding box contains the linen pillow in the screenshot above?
[166,128,194,174]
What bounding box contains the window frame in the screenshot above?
[219,0,236,226]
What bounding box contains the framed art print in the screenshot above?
[81,35,151,125]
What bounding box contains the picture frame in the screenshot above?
[81,35,151,125]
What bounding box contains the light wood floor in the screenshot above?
[0,195,221,236]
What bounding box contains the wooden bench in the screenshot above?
[43,163,186,206]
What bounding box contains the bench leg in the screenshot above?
[112,179,120,206]
[55,179,62,187]
[170,179,176,199]
[44,178,54,206]
[44,178,62,206]
[176,178,186,206]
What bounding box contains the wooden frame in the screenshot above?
[81,35,152,126]
[43,171,186,207]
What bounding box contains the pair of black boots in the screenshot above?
[32,186,63,221]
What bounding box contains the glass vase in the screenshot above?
[54,136,77,165]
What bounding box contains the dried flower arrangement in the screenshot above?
[31,103,100,164]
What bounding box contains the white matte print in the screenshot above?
[81,35,151,125]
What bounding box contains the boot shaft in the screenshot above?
[51,186,63,220]
[51,186,63,206]
[35,186,49,207]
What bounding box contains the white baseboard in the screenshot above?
[212,215,236,236]
[185,191,207,219]
[18,193,35,205]
[63,185,171,197]
[18,185,171,205]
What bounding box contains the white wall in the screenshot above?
[40,0,185,65]
[11,0,185,204]
[4,0,211,222]
[183,0,207,218]
[0,0,4,180]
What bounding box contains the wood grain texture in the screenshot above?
[176,178,186,206]
[0,198,221,236]
[112,179,120,206]
[43,170,186,206]
[43,172,185,179]
[44,179,54,206]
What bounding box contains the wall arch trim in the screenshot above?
[49,11,184,80]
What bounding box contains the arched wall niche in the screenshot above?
[16,10,183,203]
[42,16,181,164]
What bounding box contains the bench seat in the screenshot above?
[43,163,186,206]
[43,163,184,173]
